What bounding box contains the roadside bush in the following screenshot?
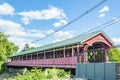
[108,48,120,62]
[46,68,70,79]
[9,68,70,80]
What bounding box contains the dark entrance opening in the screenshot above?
[87,42,109,63]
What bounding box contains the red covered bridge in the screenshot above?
[7,31,113,69]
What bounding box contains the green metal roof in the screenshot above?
[11,31,104,57]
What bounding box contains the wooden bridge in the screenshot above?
[7,31,113,69]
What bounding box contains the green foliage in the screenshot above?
[0,32,18,74]
[9,68,70,80]
[57,69,70,78]
[0,32,19,61]
[22,43,35,52]
[0,61,5,74]
[108,47,120,62]
[46,68,70,79]
[9,68,46,80]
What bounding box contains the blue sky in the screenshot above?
[0,0,120,50]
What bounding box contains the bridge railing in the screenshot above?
[7,56,77,68]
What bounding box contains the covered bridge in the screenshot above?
[7,31,113,69]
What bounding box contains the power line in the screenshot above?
[97,19,120,30]
[77,17,120,37]
[31,0,107,43]
[78,16,120,35]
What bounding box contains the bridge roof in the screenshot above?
[11,31,112,57]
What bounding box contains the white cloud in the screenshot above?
[53,31,74,42]
[26,29,46,38]
[60,19,68,24]
[8,37,40,51]
[98,6,109,18]
[0,19,54,50]
[18,5,66,25]
[99,6,109,13]
[53,22,62,27]
[21,17,30,25]
[0,19,26,37]
[8,37,30,51]
[98,13,105,18]
[53,19,68,27]
[0,19,49,38]
[112,38,120,45]
[45,30,54,34]
[0,2,14,16]
[97,23,101,26]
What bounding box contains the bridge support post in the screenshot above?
[77,43,81,63]
[105,49,109,62]
[31,54,32,60]
[83,44,89,63]
[22,55,23,61]
[26,55,27,60]
[72,46,74,57]
[37,52,38,60]
[53,49,56,68]
[84,50,88,63]
[64,46,66,57]
[53,49,55,58]
[44,51,46,59]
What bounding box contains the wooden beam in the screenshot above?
[77,43,81,63]
[26,55,27,60]
[72,46,74,57]
[53,49,55,58]
[77,43,79,52]
[105,49,109,62]
[31,54,32,60]
[41,44,83,53]
[44,51,46,59]
[37,52,38,60]
[22,55,23,61]
[93,50,96,62]
[64,46,65,57]
[84,50,88,63]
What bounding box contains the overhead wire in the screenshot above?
[96,18,120,31]
[31,0,107,43]
[77,16,120,36]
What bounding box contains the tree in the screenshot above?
[23,43,29,51]
[0,32,19,61]
[108,47,120,62]
[22,43,35,51]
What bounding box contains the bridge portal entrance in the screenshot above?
[87,42,110,63]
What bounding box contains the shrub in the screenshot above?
[0,61,5,74]
[9,68,70,80]
[108,48,120,62]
